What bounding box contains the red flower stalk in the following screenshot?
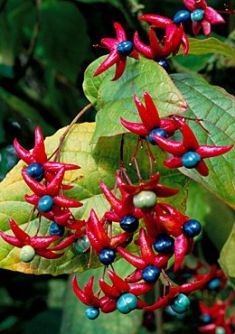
[120,92,181,140]
[99,270,150,313]
[14,127,79,182]
[0,218,73,259]
[154,123,233,176]
[94,22,138,80]
[118,228,170,283]
[184,0,225,35]
[134,14,189,59]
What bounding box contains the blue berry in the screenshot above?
[49,222,65,236]
[182,151,201,168]
[38,195,53,212]
[26,163,44,181]
[153,234,174,254]
[74,235,90,253]
[85,307,100,320]
[191,9,204,22]
[148,128,168,145]
[173,10,191,24]
[207,278,221,290]
[201,314,212,324]
[171,293,190,314]
[99,248,116,265]
[116,293,138,314]
[142,265,161,283]
[183,219,201,238]
[117,41,133,56]
[120,215,139,232]
[157,58,169,71]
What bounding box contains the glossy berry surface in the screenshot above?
[182,151,201,168]
[157,58,169,71]
[201,314,212,324]
[120,215,139,232]
[182,219,201,237]
[173,10,190,24]
[20,245,36,263]
[26,163,44,181]
[142,265,161,283]
[171,293,190,314]
[153,234,174,254]
[133,191,157,209]
[85,307,100,320]
[207,278,221,290]
[49,222,65,236]
[38,195,54,212]
[191,9,204,22]
[166,306,186,319]
[116,41,133,56]
[99,248,116,265]
[74,235,90,253]
[116,293,138,314]
[148,128,168,145]
[215,327,226,334]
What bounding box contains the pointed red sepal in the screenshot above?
[181,266,217,294]
[196,160,209,176]
[126,269,143,283]
[129,282,154,295]
[36,249,63,259]
[50,235,76,251]
[43,161,80,172]
[30,235,60,249]
[112,57,126,81]
[94,51,119,77]
[22,168,47,196]
[154,135,185,155]
[117,246,145,269]
[13,138,33,164]
[181,123,199,150]
[99,278,120,299]
[100,181,123,213]
[173,234,189,272]
[9,218,30,243]
[0,232,23,247]
[100,297,117,313]
[197,144,233,158]
[108,270,130,294]
[120,117,148,136]
[164,157,182,169]
[33,127,47,164]
[53,195,82,208]
[139,228,155,264]
[139,14,173,27]
[144,286,180,310]
[133,31,154,58]
[72,276,100,307]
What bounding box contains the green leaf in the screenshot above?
[60,261,143,334]
[0,123,188,275]
[172,73,235,209]
[83,56,187,143]
[219,225,235,280]
[37,1,90,82]
[186,37,235,59]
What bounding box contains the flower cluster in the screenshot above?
[94,0,225,79]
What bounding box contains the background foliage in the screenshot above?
[0,0,234,333]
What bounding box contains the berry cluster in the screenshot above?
[94,0,225,79]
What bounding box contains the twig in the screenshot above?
[155,282,164,334]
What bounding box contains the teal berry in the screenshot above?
[182,151,201,168]
[74,235,90,253]
[49,222,65,237]
[171,293,190,314]
[191,9,204,22]
[116,41,133,56]
[38,195,54,212]
[173,10,190,24]
[20,245,36,263]
[116,293,138,314]
[26,163,44,181]
[215,327,226,334]
[207,278,221,290]
[142,265,161,283]
[166,306,186,319]
[148,128,168,145]
[85,307,100,320]
[201,314,212,324]
[133,191,157,209]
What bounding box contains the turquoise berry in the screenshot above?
[26,163,44,181]
[166,306,186,319]
[171,293,190,314]
[142,265,161,283]
[207,278,221,290]
[148,128,168,145]
[120,215,139,232]
[38,195,53,212]
[116,293,138,314]
[153,234,174,254]
[157,58,169,71]
[182,219,201,238]
[74,235,90,253]
[191,9,204,22]
[85,307,100,320]
[133,191,157,209]
[116,41,133,56]
[49,222,65,236]
[20,245,36,263]
[215,327,226,334]
[182,151,201,168]
[201,314,212,324]
[99,248,116,265]
[173,10,191,24]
